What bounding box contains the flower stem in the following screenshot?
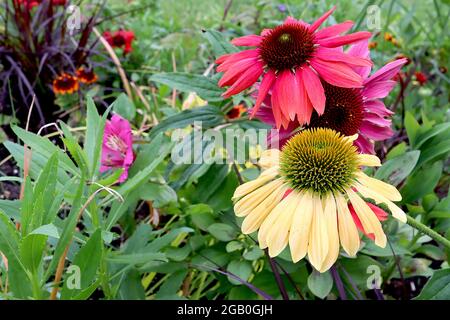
[406,216,450,249]
[265,249,289,300]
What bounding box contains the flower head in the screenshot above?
[76,67,98,85]
[16,0,66,9]
[216,6,372,129]
[100,114,134,183]
[233,128,406,272]
[52,73,79,95]
[103,30,135,55]
[226,104,247,119]
[254,41,407,154]
[414,71,427,86]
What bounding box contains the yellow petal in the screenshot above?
[347,188,387,248]
[258,191,296,249]
[234,179,284,217]
[241,182,288,234]
[289,191,314,262]
[335,193,360,256]
[345,134,359,142]
[307,197,329,272]
[266,192,299,257]
[354,182,407,223]
[356,172,402,202]
[259,149,280,169]
[357,154,381,167]
[320,194,340,272]
[232,166,278,201]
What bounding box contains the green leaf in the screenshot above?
[30,224,60,238]
[139,182,177,208]
[156,270,188,299]
[414,268,450,299]
[112,93,136,120]
[150,73,225,101]
[307,270,333,299]
[0,211,31,298]
[374,151,420,186]
[404,112,421,147]
[107,252,167,265]
[61,229,103,299]
[207,223,238,242]
[415,122,450,149]
[149,106,225,139]
[187,204,216,231]
[416,139,450,168]
[202,29,238,57]
[401,161,443,203]
[227,260,252,285]
[20,233,46,274]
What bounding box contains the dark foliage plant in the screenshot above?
[0,0,107,128]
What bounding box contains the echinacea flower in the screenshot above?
[100,114,134,183]
[254,41,408,154]
[16,0,66,9]
[216,6,372,128]
[76,67,98,84]
[226,104,247,119]
[232,128,406,272]
[52,73,79,95]
[103,30,135,55]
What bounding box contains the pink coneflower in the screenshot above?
[216,6,372,129]
[100,114,134,183]
[254,41,407,154]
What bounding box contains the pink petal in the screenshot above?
[367,203,388,221]
[284,16,299,24]
[363,80,397,99]
[271,70,300,123]
[316,31,372,47]
[364,58,408,85]
[260,28,271,36]
[360,121,394,140]
[216,49,259,72]
[315,47,372,67]
[363,100,394,116]
[301,67,326,115]
[231,35,263,47]
[218,57,259,87]
[295,70,314,124]
[310,58,363,88]
[251,70,276,118]
[364,113,392,127]
[354,134,375,154]
[315,20,354,39]
[346,40,371,79]
[309,6,336,33]
[222,61,264,97]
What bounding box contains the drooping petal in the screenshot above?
[314,20,354,39]
[302,67,326,115]
[307,197,329,271]
[218,58,260,87]
[357,154,381,167]
[347,188,387,248]
[316,31,372,47]
[364,58,408,86]
[309,6,336,33]
[354,134,375,154]
[259,149,280,169]
[251,70,276,118]
[315,47,372,67]
[241,182,288,234]
[364,113,391,127]
[222,61,264,97]
[232,166,279,200]
[295,69,314,124]
[360,121,394,140]
[363,100,394,116]
[320,194,340,272]
[289,191,314,262]
[231,34,263,47]
[272,70,301,121]
[310,58,363,88]
[216,49,260,71]
[335,193,360,256]
[363,80,397,99]
[346,39,372,79]
[356,172,402,202]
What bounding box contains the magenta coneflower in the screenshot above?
[216,6,372,129]
[254,40,407,154]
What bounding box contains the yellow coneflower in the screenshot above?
[52,73,79,95]
[76,67,98,85]
[232,128,406,272]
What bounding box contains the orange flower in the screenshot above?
[384,32,393,41]
[76,67,98,85]
[226,104,247,119]
[53,73,79,95]
[368,41,377,49]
